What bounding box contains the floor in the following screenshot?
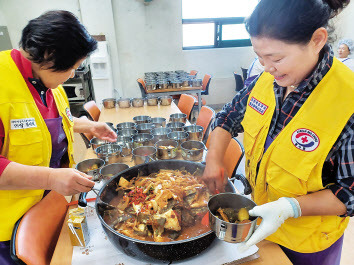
[73,122,353,264]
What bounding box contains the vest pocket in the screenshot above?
[266,145,318,197]
[8,129,44,166]
[242,118,264,156]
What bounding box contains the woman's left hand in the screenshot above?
[91,122,117,142]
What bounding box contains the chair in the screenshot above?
[79,116,94,148]
[189,70,198,77]
[206,137,245,179]
[11,191,68,265]
[234,72,244,92]
[201,74,211,96]
[83,100,100,121]
[241,67,248,81]
[137,78,147,97]
[177,94,196,120]
[196,106,215,143]
[192,74,211,108]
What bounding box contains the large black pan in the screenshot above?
[94,160,236,263]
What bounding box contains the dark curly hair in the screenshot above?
[20,10,97,71]
[245,0,350,44]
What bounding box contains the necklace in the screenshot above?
[290,85,298,89]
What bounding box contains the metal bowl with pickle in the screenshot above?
[208,193,258,243]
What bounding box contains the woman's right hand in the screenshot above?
[47,168,95,195]
[202,161,227,194]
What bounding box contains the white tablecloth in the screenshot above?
[71,200,258,265]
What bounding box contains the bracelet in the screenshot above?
[284,197,301,218]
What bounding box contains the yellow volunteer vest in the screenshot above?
[241,58,353,253]
[0,50,75,241]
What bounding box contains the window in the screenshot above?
[182,0,258,50]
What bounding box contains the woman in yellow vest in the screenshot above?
[0,11,117,264]
[203,0,353,264]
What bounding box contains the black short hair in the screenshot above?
[245,0,350,44]
[20,10,97,71]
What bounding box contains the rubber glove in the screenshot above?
[239,197,301,251]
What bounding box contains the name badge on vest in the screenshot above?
[65,108,73,122]
[291,128,320,152]
[249,97,268,115]
[11,118,37,130]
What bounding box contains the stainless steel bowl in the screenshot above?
[99,163,129,182]
[132,97,145,107]
[159,96,172,106]
[151,117,166,128]
[133,115,151,124]
[117,128,138,137]
[183,125,204,141]
[76,158,105,181]
[146,96,159,106]
[116,122,136,131]
[155,139,178,160]
[117,98,131,108]
[167,131,189,147]
[132,146,156,165]
[95,144,122,164]
[136,123,155,134]
[208,193,258,243]
[90,138,110,153]
[151,127,172,143]
[115,135,133,156]
[170,113,187,123]
[132,133,154,148]
[105,122,115,131]
[166,122,185,132]
[180,140,205,161]
[102,98,116,109]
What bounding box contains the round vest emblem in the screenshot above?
[291,128,319,152]
[65,108,73,122]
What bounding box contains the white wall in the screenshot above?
[0,0,80,48]
[79,0,123,98]
[111,0,256,104]
[0,8,6,25]
[332,2,354,54]
[1,0,353,105]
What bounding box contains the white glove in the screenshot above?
[239,197,301,251]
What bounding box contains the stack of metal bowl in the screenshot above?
[150,117,166,128]
[117,128,138,138]
[180,140,205,161]
[151,127,172,143]
[115,135,133,157]
[166,122,185,132]
[90,138,110,153]
[132,133,154,148]
[131,97,145,107]
[95,144,122,164]
[159,95,172,106]
[102,98,116,109]
[133,115,151,124]
[170,113,187,123]
[136,123,155,134]
[117,98,131,108]
[183,125,204,141]
[146,96,159,106]
[116,122,136,131]
[167,131,189,147]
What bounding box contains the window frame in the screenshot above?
[182,17,251,50]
